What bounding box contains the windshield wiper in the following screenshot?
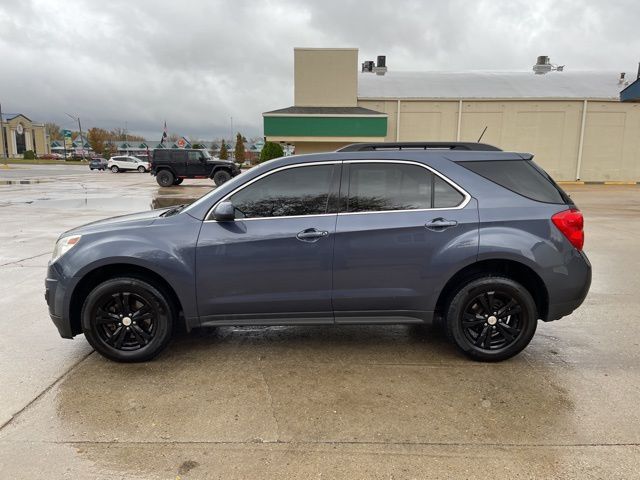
[161,204,187,217]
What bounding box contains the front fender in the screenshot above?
[59,213,201,321]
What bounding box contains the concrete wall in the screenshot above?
[359,99,640,181]
[294,48,358,107]
[294,141,351,155]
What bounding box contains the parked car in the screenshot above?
[46,142,591,363]
[41,153,64,160]
[107,156,150,173]
[89,158,108,171]
[150,148,240,187]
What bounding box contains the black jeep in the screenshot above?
[150,148,241,187]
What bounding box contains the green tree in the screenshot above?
[259,141,284,162]
[234,132,245,164]
[219,141,229,160]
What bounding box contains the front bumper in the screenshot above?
[45,262,74,338]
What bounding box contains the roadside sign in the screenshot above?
[63,129,73,150]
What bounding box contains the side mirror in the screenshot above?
[213,201,235,222]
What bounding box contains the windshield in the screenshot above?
[200,149,212,159]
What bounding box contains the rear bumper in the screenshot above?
[545,250,592,321]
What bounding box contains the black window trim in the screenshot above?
[205,161,341,222]
[338,159,470,215]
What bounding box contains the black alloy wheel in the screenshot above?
[445,277,537,361]
[213,169,231,186]
[156,169,174,187]
[82,277,174,362]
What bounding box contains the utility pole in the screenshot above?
[125,121,128,155]
[65,112,85,159]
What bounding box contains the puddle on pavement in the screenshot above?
[0,179,52,185]
[4,196,197,211]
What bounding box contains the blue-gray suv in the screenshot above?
[45,142,591,362]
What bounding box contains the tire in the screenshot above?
[137,166,146,173]
[81,277,175,362]
[111,165,119,173]
[156,170,174,187]
[213,169,231,186]
[173,178,184,185]
[445,276,537,362]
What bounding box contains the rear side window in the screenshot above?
[172,150,188,162]
[459,160,567,204]
[154,150,169,162]
[345,163,465,213]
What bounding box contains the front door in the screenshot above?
[187,150,209,177]
[196,162,341,325]
[332,161,479,323]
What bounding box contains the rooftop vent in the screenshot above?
[533,55,564,74]
[362,55,387,75]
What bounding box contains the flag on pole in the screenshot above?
[161,121,168,145]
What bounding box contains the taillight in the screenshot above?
[552,209,584,250]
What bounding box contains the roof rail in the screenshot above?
[336,142,502,152]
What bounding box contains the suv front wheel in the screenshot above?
[81,277,175,362]
[445,277,537,362]
[156,170,175,187]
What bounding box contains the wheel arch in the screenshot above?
[154,165,176,176]
[434,258,549,321]
[69,263,185,336]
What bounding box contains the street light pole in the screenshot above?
[65,112,85,160]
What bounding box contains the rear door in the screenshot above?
[332,160,479,323]
[171,150,188,176]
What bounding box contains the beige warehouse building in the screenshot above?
[264,48,640,181]
[0,113,49,158]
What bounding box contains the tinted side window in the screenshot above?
[188,151,200,161]
[433,176,464,208]
[154,150,169,162]
[346,163,433,212]
[459,160,566,204]
[229,165,335,218]
[172,150,188,162]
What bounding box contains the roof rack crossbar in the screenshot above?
[336,142,502,152]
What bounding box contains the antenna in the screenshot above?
[477,126,488,142]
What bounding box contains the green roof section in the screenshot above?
[264,115,387,137]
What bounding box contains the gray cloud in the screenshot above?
[1,0,639,140]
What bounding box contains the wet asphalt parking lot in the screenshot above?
[0,164,639,479]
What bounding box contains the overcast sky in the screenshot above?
[1,0,639,140]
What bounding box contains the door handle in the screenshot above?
[296,228,329,242]
[425,218,458,231]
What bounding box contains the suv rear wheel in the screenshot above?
[81,277,174,362]
[213,169,231,186]
[445,277,537,361]
[156,170,174,187]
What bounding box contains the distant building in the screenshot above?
[264,48,640,181]
[0,113,49,158]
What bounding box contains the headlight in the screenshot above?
[52,235,81,262]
